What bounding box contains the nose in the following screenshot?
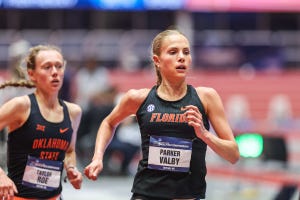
[51,66,58,76]
[178,52,185,62]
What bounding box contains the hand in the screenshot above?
[182,105,208,138]
[84,159,103,181]
[0,173,18,200]
[66,167,82,189]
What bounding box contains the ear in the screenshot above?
[152,55,160,66]
[27,69,36,82]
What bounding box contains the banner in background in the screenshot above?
[185,0,300,12]
[1,0,300,11]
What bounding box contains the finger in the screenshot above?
[90,167,100,180]
[72,174,83,189]
[12,183,18,194]
[8,192,15,200]
[84,166,96,180]
[75,179,82,189]
[3,187,8,197]
[84,167,91,178]
[70,179,81,189]
[68,168,78,179]
[182,105,197,110]
[8,186,14,197]
[73,181,82,189]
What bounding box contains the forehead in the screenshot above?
[161,34,190,49]
[36,50,63,63]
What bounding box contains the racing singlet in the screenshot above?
[132,85,210,199]
[7,93,73,199]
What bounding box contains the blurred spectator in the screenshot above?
[225,94,254,132]
[117,32,141,72]
[243,46,285,73]
[76,86,118,166]
[266,94,294,131]
[73,56,111,111]
[0,36,33,120]
[104,115,141,176]
[0,36,33,170]
[73,56,113,166]
[197,46,245,70]
[58,63,76,101]
[5,36,33,97]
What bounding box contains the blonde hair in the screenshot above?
[151,29,187,86]
[0,44,63,89]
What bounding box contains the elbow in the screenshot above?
[230,151,240,164]
[226,142,240,164]
[230,145,240,164]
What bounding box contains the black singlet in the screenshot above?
[132,85,210,199]
[7,93,73,199]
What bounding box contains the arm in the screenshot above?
[0,167,18,200]
[184,87,240,164]
[64,102,82,189]
[0,96,30,199]
[84,88,149,180]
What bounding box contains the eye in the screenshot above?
[55,64,63,69]
[183,49,190,55]
[169,50,177,55]
[43,64,51,70]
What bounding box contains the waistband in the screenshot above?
[13,194,61,200]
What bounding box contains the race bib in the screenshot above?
[148,135,192,172]
[22,156,63,191]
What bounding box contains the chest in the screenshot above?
[137,100,195,138]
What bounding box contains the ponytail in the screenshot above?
[0,79,35,89]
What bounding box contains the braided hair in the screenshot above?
[0,44,62,89]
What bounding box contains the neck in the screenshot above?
[157,82,187,101]
[34,90,59,108]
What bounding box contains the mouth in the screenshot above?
[176,65,187,71]
[51,79,60,85]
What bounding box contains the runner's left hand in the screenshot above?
[66,167,82,189]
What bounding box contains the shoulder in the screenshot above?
[115,88,151,114]
[8,95,31,111]
[123,88,151,104]
[195,86,219,99]
[63,101,82,119]
[194,86,222,110]
[1,95,31,131]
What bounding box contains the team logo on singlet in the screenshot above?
[59,127,69,134]
[36,124,46,132]
[147,104,155,112]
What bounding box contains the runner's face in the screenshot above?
[154,34,192,81]
[29,50,65,92]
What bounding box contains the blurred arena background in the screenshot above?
[0,0,300,199]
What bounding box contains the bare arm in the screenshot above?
[184,87,239,164]
[84,88,149,180]
[0,96,30,199]
[0,96,30,133]
[64,102,82,189]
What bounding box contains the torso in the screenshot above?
[7,93,73,198]
[132,85,209,199]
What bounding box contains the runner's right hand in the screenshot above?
[0,172,18,200]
